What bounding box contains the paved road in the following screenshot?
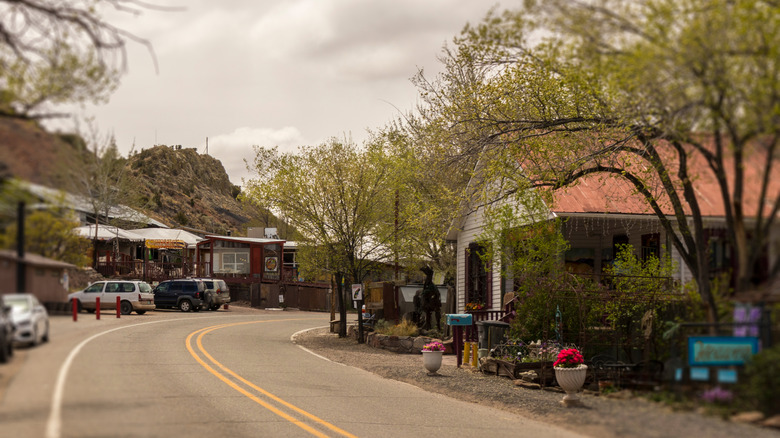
[0,307,582,438]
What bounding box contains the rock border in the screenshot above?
[346,324,453,354]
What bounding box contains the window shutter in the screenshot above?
[463,247,471,308]
[486,255,492,309]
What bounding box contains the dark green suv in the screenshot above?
[152,279,205,312]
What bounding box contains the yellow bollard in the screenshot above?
[471,342,479,367]
[463,341,471,366]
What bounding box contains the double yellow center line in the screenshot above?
[185,320,358,438]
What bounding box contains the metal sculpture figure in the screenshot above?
[420,266,442,331]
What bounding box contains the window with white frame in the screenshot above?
[220,251,249,273]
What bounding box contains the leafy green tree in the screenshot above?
[413,0,780,323]
[66,122,137,266]
[243,137,395,338]
[0,0,160,119]
[600,244,678,360]
[375,126,473,283]
[0,208,91,267]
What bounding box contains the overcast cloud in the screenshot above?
[47,1,521,185]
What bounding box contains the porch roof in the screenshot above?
[72,225,145,242]
[128,228,205,248]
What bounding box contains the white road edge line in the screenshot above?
[45,316,220,438]
[291,326,346,365]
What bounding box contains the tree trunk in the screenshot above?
[335,271,347,338]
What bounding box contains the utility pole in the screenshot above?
[16,202,25,293]
[394,189,399,281]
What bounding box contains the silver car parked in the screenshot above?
[192,278,231,311]
[4,294,49,346]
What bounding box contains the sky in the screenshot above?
[44,1,522,186]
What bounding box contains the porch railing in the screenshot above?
[93,260,297,285]
[464,298,518,342]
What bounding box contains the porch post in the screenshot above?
[143,240,147,282]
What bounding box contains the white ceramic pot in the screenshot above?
[554,364,588,406]
[422,350,443,375]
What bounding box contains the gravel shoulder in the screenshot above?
[293,326,780,438]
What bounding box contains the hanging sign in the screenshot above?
[351,284,363,301]
[145,239,186,250]
[688,336,759,366]
[265,256,279,272]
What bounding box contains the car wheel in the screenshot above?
[193,305,201,312]
[211,305,220,311]
[42,323,49,343]
[86,308,95,314]
[204,299,213,311]
[120,300,133,315]
[178,300,192,312]
[135,310,146,315]
[31,327,38,346]
[72,299,83,313]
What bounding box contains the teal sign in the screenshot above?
[688,336,759,366]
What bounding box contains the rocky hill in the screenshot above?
[126,145,261,234]
[0,117,282,235]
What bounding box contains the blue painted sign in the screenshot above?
[717,369,738,384]
[688,336,759,366]
[690,367,710,381]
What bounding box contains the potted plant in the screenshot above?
[421,341,446,375]
[553,347,587,407]
[465,302,485,312]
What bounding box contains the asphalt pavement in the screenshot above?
[0,307,583,438]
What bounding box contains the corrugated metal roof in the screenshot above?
[204,235,285,244]
[549,142,778,218]
[72,225,146,242]
[15,179,169,228]
[0,249,75,269]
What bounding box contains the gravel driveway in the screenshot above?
[293,326,780,438]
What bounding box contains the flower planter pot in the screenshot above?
[422,350,443,375]
[555,365,588,407]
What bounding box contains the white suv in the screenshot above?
[68,280,156,315]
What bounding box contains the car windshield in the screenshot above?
[138,282,152,293]
[4,296,30,311]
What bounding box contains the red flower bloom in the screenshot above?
[553,348,585,368]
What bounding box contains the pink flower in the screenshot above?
[422,341,446,352]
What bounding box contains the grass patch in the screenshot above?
[373,319,419,337]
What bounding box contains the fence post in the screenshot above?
[116,296,121,318]
[72,299,77,322]
[96,297,100,320]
